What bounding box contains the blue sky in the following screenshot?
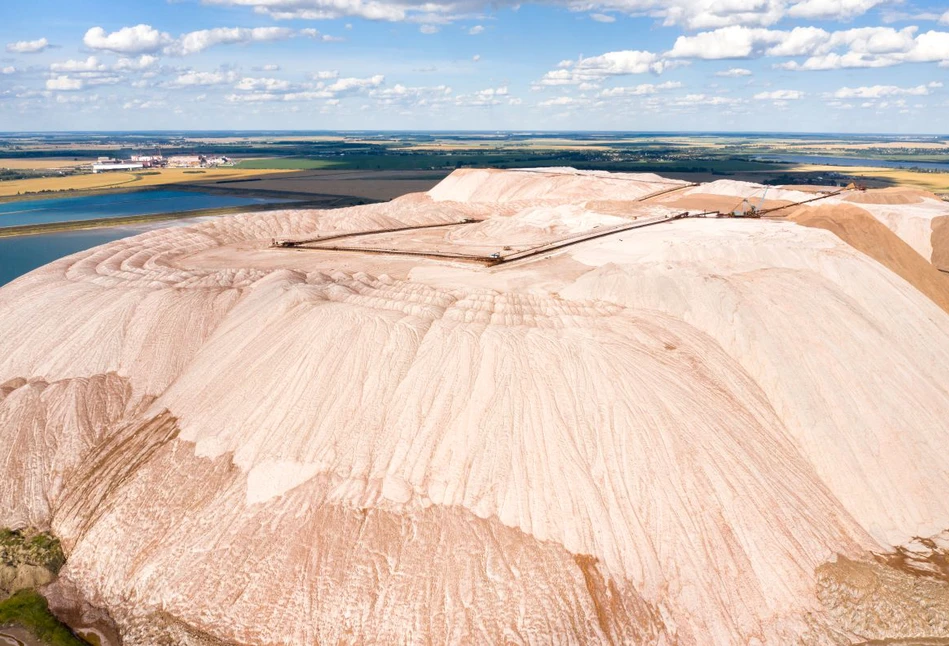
[1,0,948,132]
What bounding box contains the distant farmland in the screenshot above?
[235,158,342,170]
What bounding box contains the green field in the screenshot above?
[0,590,90,646]
[236,157,343,170]
[236,153,785,173]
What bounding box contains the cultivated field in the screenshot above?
[0,167,293,199]
[793,165,949,193]
[0,158,90,170]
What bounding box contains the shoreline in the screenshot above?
[0,199,353,239]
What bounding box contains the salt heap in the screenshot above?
[2,168,949,645]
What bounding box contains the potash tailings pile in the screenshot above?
[2,168,949,645]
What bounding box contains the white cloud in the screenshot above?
[787,0,887,20]
[171,70,239,87]
[1,66,16,75]
[539,96,582,107]
[667,26,782,59]
[715,67,752,76]
[590,13,616,22]
[166,27,295,55]
[199,0,887,30]
[300,28,344,41]
[754,89,805,100]
[114,55,160,71]
[833,83,939,98]
[600,81,682,96]
[326,75,385,92]
[766,26,831,56]
[6,37,49,54]
[236,77,292,91]
[537,50,669,86]
[50,57,106,73]
[468,25,484,34]
[259,64,281,71]
[664,23,949,70]
[84,25,171,54]
[941,10,949,25]
[46,76,83,91]
[312,70,339,80]
[472,54,481,61]
[420,25,439,34]
[371,83,452,103]
[457,85,509,106]
[671,93,743,106]
[206,0,409,22]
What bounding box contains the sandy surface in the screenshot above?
[933,216,949,272]
[1,168,949,645]
[789,203,949,313]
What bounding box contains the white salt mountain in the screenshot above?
[2,168,949,644]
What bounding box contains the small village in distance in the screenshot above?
[92,153,232,173]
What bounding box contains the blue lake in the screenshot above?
[0,189,292,228]
[755,154,949,171]
[0,189,296,286]
[0,227,144,286]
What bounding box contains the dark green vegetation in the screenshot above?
[0,530,88,646]
[3,131,949,193]
[0,590,89,646]
[236,157,342,170]
[0,529,65,574]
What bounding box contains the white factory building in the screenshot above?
[92,158,144,173]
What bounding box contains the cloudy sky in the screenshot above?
[1,0,948,132]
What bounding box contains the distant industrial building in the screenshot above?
[167,155,204,168]
[92,158,144,173]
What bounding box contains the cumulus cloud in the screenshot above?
[666,24,949,70]
[226,73,385,103]
[370,83,453,107]
[301,28,345,41]
[167,27,295,55]
[600,81,682,96]
[236,77,292,91]
[456,86,509,106]
[667,26,782,59]
[787,0,887,20]
[590,13,616,22]
[716,67,752,76]
[6,37,49,54]
[536,50,671,86]
[199,0,889,30]
[326,75,385,92]
[171,70,239,87]
[942,10,949,25]
[420,25,439,34]
[114,55,160,71]
[468,25,484,34]
[670,93,743,106]
[1,66,16,75]
[833,82,941,98]
[539,95,582,107]
[754,89,805,100]
[50,57,106,73]
[84,25,171,54]
[46,76,83,91]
